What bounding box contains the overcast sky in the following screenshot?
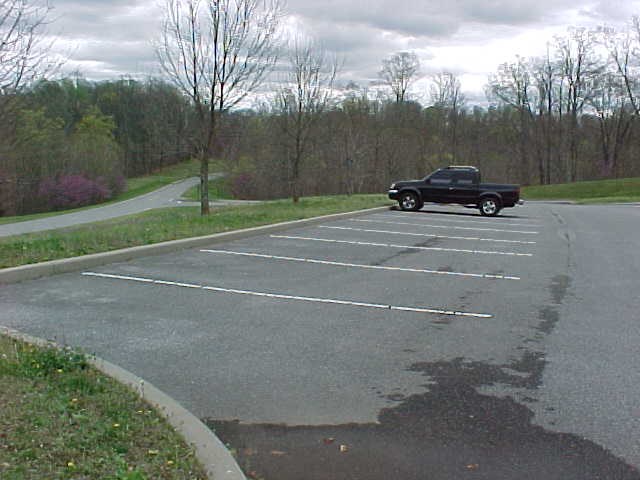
[49,0,640,103]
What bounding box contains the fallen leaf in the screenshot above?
[270,450,286,456]
[466,463,479,470]
[339,444,349,453]
[323,437,335,445]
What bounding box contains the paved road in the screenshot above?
[1,203,639,479]
[0,174,258,237]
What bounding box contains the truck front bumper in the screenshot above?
[388,189,400,201]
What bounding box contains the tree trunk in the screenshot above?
[199,151,210,215]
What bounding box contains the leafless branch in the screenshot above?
[0,0,56,95]
[379,51,420,103]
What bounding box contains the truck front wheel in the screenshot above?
[479,197,501,216]
[399,191,422,211]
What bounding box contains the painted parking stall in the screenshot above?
[5,203,637,479]
[79,207,539,323]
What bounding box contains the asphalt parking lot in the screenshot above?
[2,203,639,479]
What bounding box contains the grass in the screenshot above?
[0,334,207,480]
[0,159,201,226]
[182,177,234,201]
[0,194,391,268]
[522,177,640,203]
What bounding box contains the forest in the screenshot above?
[1,0,640,216]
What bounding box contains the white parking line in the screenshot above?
[352,218,539,235]
[200,249,521,280]
[271,235,533,257]
[81,271,493,319]
[320,225,536,245]
[373,212,539,227]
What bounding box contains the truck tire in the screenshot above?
[479,197,501,216]
[399,191,422,211]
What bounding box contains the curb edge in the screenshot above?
[0,205,392,284]
[0,325,245,480]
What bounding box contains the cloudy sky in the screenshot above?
[48,0,640,103]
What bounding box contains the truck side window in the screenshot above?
[455,172,476,185]
[429,171,454,185]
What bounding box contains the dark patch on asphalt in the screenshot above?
[506,350,546,388]
[550,275,570,305]
[205,355,639,480]
[536,275,571,336]
[457,288,481,306]
[370,238,442,266]
[538,306,560,334]
[551,211,566,225]
[431,317,454,326]
[386,393,406,402]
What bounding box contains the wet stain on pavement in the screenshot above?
[205,354,639,480]
[550,275,570,305]
[538,306,559,334]
[536,275,571,336]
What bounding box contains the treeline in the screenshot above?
[3,66,640,215]
[0,78,194,215]
[228,22,640,200]
[2,3,640,215]
[223,93,640,200]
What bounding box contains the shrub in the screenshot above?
[38,174,113,210]
[230,172,256,199]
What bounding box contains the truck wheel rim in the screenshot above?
[483,200,496,214]
[402,195,416,209]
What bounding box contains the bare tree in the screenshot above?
[430,71,465,162]
[156,0,283,214]
[556,28,600,182]
[601,21,640,116]
[338,85,372,194]
[276,36,337,202]
[0,0,56,214]
[589,71,633,176]
[486,57,536,183]
[379,51,420,103]
[531,46,561,184]
[0,0,54,96]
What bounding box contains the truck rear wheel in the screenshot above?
[479,197,501,216]
[399,191,422,211]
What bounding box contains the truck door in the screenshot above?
[420,169,456,203]
[451,171,479,204]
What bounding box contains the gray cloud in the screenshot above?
[50,0,161,78]
[43,0,640,97]
[287,0,584,38]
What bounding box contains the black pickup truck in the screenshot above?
[388,166,523,216]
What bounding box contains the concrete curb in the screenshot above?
[0,206,391,284]
[0,325,245,480]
